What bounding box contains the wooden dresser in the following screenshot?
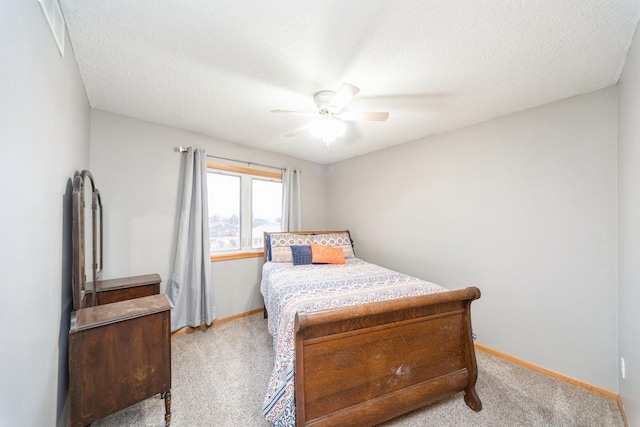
[69,293,172,427]
[68,172,172,426]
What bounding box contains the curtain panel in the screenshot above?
[168,147,216,331]
[281,168,301,232]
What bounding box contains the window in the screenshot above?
[207,162,282,258]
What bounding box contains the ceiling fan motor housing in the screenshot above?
[313,90,337,112]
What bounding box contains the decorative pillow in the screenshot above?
[266,234,272,261]
[311,243,346,264]
[312,232,355,258]
[270,233,313,263]
[290,245,312,266]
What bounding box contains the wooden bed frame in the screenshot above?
[263,231,482,426]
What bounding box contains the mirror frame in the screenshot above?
[71,170,103,310]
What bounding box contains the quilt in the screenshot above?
[260,257,447,426]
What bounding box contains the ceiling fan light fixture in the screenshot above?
[309,115,346,145]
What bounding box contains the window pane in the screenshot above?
[252,179,282,249]
[208,173,240,251]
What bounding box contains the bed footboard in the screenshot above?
[294,287,481,427]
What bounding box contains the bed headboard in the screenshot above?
[263,230,352,263]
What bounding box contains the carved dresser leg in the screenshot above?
[162,391,172,426]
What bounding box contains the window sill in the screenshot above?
[210,250,264,262]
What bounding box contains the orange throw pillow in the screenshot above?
[311,243,346,264]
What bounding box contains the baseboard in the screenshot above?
[474,343,618,401]
[171,307,264,338]
[617,395,630,427]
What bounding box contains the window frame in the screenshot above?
[207,161,282,262]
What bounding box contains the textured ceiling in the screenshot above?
[60,1,640,164]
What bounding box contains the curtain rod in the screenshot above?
[177,146,286,172]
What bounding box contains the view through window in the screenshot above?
[251,178,282,249]
[207,173,240,251]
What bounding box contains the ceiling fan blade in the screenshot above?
[284,123,311,137]
[271,109,316,117]
[338,111,389,121]
[328,83,360,112]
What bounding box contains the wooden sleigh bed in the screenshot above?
[261,230,482,427]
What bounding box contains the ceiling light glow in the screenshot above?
[309,115,346,146]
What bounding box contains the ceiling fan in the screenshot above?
[271,83,389,144]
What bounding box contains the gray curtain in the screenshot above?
[281,168,301,231]
[168,147,216,332]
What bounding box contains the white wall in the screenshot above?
[618,23,640,424]
[89,110,326,319]
[326,88,619,391]
[0,2,90,426]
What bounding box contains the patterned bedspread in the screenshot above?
[260,257,447,426]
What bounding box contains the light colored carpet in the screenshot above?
[92,313,623,427]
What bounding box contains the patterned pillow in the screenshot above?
[290,245,312,266]
[270,233,313,263]
[312,232,354,258]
